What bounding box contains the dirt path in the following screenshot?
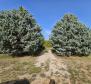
[34,50,71,84]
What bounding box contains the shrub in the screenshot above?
[50,14,91,56]
[43,40,52,48]
[0,7,44,56]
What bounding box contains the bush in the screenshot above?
[0,7,44,56]
[50,14,91,56]
[43,40,52,48]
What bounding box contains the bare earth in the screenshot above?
[33,50,71,84]
[35,50,70,77]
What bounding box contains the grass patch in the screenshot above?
[0,55,41,83]
[63,56,91,84]
[0,54,12,59]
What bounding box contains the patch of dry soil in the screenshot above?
[34,50,71,84]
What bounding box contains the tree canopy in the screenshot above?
[0,7,44,56]
[50,14,91,56]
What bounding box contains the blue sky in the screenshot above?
[0,0,91,39]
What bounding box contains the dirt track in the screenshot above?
[34,50,71,84]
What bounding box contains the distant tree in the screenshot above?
[0,7,44,56]
[50,14,91,56]
[44,40,52,48]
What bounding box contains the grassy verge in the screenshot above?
[63,56,91,84]
[0,54,41,82]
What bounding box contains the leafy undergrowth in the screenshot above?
[62,56,91,84]
[0,55,41,83]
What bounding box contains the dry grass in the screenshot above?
[62,56,91,84]
[0,55,41,83]
[0,54,91,84]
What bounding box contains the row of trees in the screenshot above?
[0,7,91,56]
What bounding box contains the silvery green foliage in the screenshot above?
[50,14,91,56]
[0,7,44,56]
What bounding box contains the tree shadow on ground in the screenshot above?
[0,78,30,84]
